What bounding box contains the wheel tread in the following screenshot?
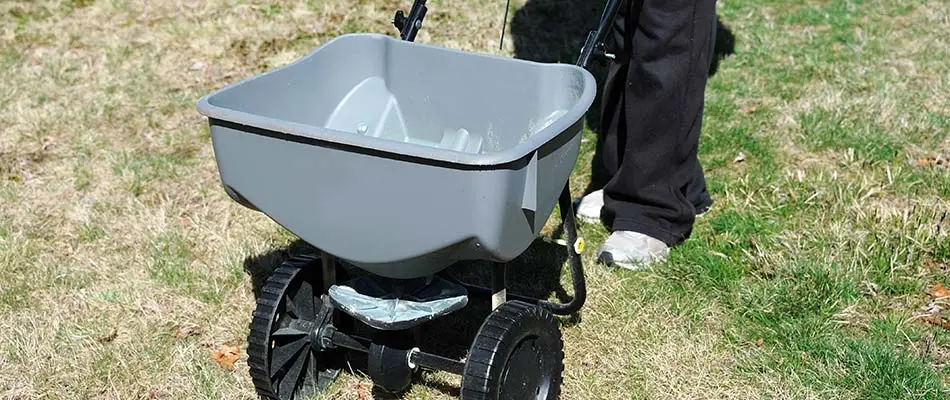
[245,254,324,400]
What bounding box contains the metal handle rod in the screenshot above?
[498,0,512,50]
[537,184,586,315]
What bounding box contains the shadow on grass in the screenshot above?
[242,238,319,298]
[508,0,737,193]
[242,236,572,398]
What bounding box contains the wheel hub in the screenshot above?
[501,336,551,399]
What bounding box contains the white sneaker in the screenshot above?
[574,189,604,223]
[596,231,669,270]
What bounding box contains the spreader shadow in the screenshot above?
[508,0,737,194]
[421,237,575,357]
[242,239,320,299]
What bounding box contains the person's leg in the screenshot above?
[590,93,713,223]
[597,0,718,267]
[598,0,632,183]
[684,16,717,216]
[575,0,633,222]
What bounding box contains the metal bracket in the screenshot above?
[394,0,428,42]
[576,0,623,69]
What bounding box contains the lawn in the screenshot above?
[1,0,949,399]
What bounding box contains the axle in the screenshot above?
[322,325,466,376]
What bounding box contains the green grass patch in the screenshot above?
[728,258,946,398]
[76,221,105,243]
[259,4,284,18]
[898,168,950,198]
[743,262,859,325]
[835,338,946,400]
[73,161,93,191]
[663,209,781,293]
[146,230,222,304]
[664,239,745,293]
[111,149,197,197]
[0,282,32,311]
[0,236,39,311]
[700,125,777,171]
[797,108,903,164]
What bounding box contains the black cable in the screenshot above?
[499,0,511,50]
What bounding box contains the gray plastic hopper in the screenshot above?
[196,33,596,279]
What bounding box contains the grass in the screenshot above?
[1,0,950,399]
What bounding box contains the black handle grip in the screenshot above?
[576,0,623,69]
[394,0,428,42]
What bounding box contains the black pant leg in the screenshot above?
[599,0,718,246]
[597,0,634,186]
[685,156,713,212]
[683,13,717,213]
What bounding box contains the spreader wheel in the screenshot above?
[246,254,343,400]
[460,301,564,400]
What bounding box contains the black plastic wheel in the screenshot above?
[461,301,564,400]
[246,254,343,400]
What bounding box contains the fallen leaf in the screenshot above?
[924,315,950,331]
[742,106,758,114]
[916,156,936,167]
[211,344,240,370]
[733,152,746,164]
[756,338,764,347]
[98,328,118,343]
[356,381,371,400]
[931,283,949,299]
[174,324,203,339]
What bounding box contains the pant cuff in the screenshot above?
[608,217,690,247]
